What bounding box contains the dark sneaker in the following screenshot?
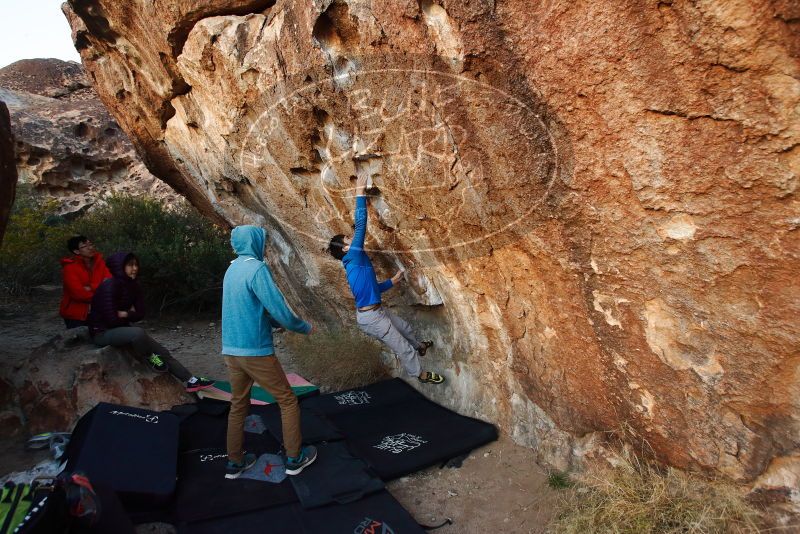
[186,377,215,392]
[418,371,445,384]
[417,340,433,357]
[147,353,168,373]
[285,445,318,476]
[225,452,257,479]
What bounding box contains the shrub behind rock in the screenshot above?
[0,193,233,314]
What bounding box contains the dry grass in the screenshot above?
[283,329,390,392]
[548,450,763,534]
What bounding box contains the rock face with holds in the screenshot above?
[63,0,799,481]
[0,58,180,215]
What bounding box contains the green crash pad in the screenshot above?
[196,373,318,405]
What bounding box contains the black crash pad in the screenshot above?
[289,441,383,509]
[65,403,179,507]
[172,447,298,524]
[180,490,425,534]
[175,398,291,454]
[253,403,343,445]
[300,378,421,416]
[303,379,498,480]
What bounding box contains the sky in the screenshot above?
[0,0,81,69]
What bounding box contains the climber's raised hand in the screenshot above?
[391,270,405,285]
[355,174,368,196]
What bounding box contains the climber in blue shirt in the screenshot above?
[328,175,444,385]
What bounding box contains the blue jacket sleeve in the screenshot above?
[251,265,311,334]
[351,195,367,251]
[378,279,393,293]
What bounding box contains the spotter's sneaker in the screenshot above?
[186,377,215,392]
[225,453,257,479]
[147,353,168,373]
[285,445,318,476]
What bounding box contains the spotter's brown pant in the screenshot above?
[224,355,301,462]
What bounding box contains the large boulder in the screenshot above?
[8,328,191,435]
[64,0,799,480]
[0,58,180,214]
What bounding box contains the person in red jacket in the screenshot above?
[59,235,111,329]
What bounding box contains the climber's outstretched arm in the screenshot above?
[351,175,369,251]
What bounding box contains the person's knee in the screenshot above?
[277,390,299,409]
[401,346,419,363]
[130,327,147,342]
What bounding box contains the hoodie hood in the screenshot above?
[106,251,134,279]
[231,226,266,261]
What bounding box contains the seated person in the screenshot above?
[59,235,111,329]
[87,251,214,393]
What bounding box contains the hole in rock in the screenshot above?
[74,123,89,138]
[312,2,360,54]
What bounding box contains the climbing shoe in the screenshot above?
[225,453,258,479]
[285,445,318,476]
[418,340,433,357]
[418,371,445,384]
[147,353,168,373]
[186,377,215,393]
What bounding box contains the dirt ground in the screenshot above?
[0,289,560,533]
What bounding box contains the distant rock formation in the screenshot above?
[0,58,179,215]
[0,101,16,245]
[64,0,799,482]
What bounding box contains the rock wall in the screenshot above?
[0,101,16,245]
[0,59,180,214]
[64,0,799,481]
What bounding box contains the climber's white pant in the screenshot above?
[356,306,422,377]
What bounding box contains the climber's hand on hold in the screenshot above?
[355,174,368,196]
[391,270,405,285]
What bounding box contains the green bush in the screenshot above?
[0,194,233,314]
[0,197,72,294]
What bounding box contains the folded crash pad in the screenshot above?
[65,403,179,507]
[196,374,319,405]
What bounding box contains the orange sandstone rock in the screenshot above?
[64,0,800,480]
